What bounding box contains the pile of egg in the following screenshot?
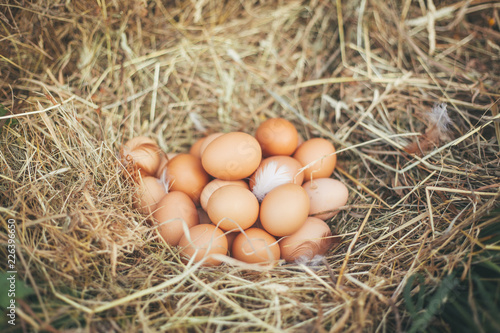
[120,118,348,266]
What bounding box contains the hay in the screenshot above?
[1,0,499,331]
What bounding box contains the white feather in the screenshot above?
[296,254,325,267]
[429,103,452,134]
[159,168,170,193]
[189,112,206,132]
[252,161,292,202]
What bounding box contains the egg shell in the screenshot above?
[165,153,210,205]
[189,137,207,158]
[260,183,310,237]
[178,224,228,266]
[202,132,262,180]
[302,178,348,220]
[293,138,337,181]
[249,155,304,189]
[207,185,259,232]
[199,132,224,157]
[279,217,334,262]
[156,152,180,178]
[200,179,249,211]
[232,228,280,264]
[121,136,161,178]
[133,176,168,215]
[255,118,299,156]
[153,191,199,246]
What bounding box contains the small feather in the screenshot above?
[159,168,170,193]
[404,102,453,155]
[428,103,451,134]
[189,112,206,132]
[252,161,292,202]
[295,254,325,267]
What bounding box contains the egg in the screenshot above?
[120,136,161,178]
[255,118,299,156]
[249,155,304,190]
[178,224,228,266]
[153,191,199,246]
[260,183,310,237]
[199,132,224,156]
[189,137,206,158]
[200,179,249,211]
[133,176,168,215]
[279,217,334,262]
[302,178,348,220]
[202,132,262,180]
[156,152,180,179]
[165,153,210,205]
[207,185,259,232]
[232,228,280,264]
[293,138,337,181]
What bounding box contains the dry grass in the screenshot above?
[1,0,499,332]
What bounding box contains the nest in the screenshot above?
[1,0,499,332]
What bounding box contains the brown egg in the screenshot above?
[178,224,228,266]
[202,132,262,180]
[249,156,304,190]
[199,132,224,156]
[133,176,168,215]
[279,217,334,262]
[260,183,310,237]
[165,154,210,205]
[120,136,161,178]
[302,178,348,220]
[200,179,249,211]
[255,118,299,156]
[156,152,180,179]
[207,185,259,232]
[293,138,337,181]
[153,191,199,246]
[232,228,280,264]
[189,137,206,159]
